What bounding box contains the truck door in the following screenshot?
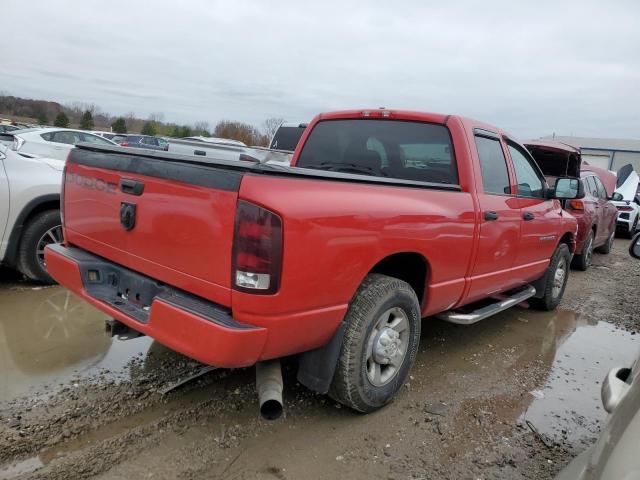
[466,131,521,302]
[593,175,616,242]
[0,151,9,249]
[507,141,563,283]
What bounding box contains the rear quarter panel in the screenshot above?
[234,174,476,323]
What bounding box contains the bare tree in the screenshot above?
[193,121,210,136]
[148,112,165,123]
[214,120,267,146]
[262,117,285,140]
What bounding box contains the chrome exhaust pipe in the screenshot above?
[256,359,283,420]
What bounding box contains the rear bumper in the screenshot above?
[44,244,267,368]
[616,215,631,229]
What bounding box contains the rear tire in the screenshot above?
[530,243,571,311]
[17,210,62,284]
[329,274,421,413]
[571,231,593,271]
[595,230,614,254]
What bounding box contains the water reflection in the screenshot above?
[0,285,153,402]
[416,308,637,446]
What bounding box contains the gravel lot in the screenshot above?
[0,238,638,480]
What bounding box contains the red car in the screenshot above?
[46,110,580,412]
[525,141,620,270]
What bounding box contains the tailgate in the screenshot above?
[63,147,244,306]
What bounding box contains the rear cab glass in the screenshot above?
[296,119,458,185]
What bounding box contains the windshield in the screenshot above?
[296,119,458,184]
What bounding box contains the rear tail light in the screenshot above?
[617,205,633,212]
[232,201,283,294]
[568,200,584,211]
[239,153,259,162]
[120,142,129,147]
[12,136,25,151]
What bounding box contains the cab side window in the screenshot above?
[508,143,545,198]
[585,176,597,197]
[475,134,511,195]
[593,176,608,199]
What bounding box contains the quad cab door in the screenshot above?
[506,140,563,283]
[466,130,521,303]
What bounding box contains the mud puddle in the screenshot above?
[522,320,638,443]
[412,308,638,454]
[0,285,155,403]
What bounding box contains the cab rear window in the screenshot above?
[297,119,458,185]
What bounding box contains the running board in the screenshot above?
[437,285,536,325]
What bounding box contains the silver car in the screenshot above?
[556,233,640,479]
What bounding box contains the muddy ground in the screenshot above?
[0,239,638,480]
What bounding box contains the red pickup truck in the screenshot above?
[46,109,580,412]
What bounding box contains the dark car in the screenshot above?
[112,134,169,151]
[269,123,307,152]
[0,124,20,133]
[525,140,621,270]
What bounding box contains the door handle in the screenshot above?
[484,211,499,221]
[119,178,145,196]
[523,212,535,221]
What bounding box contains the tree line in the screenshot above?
[0,93,285,146]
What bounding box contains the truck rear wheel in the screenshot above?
[329,274,421,413]
[17,210,62,284]
[530,243,571,311]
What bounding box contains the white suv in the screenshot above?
[11,127,115,161]
[0,144,63,283]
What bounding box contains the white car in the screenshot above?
[0,143,63,282]
[11,127,116,161]
[612,165,640,238]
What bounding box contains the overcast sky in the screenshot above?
[2,0,639,138]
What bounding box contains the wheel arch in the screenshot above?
[4,194,60,268]
[559,231,576,254]
[367,251,430,308]
[297,251,430,395]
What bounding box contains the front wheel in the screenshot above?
[329,274,421,413]
[530,243,571,311]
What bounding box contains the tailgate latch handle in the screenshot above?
[120,178,145,196]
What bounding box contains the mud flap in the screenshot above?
[530,273,548,299]
[296,322,346,394]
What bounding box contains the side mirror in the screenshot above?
[630,232,640,259]
[553,177,583,200]
[610,192,624,202]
